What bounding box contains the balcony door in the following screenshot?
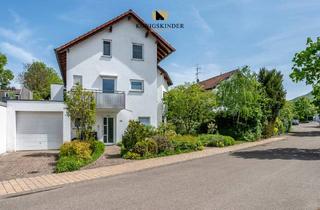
[103,117,114,144]
[102,78,115,93]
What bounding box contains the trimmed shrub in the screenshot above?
[122,120,153,151]
[170,135,203,152]
[197,134,215,146]
[59,140,92,160]
[133,138,158,157]
[123,151,141,159]
[203,134,235,147]
[89,140,105,161]
[157,123,176,139]
[56,140,105,173]
[152,135,172,152]
[56,156,85,173]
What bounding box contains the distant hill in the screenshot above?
[290,92,314,102]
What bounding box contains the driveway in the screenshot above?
[0,122,319,210]
[0,146,131,181]
[0,151,58,181]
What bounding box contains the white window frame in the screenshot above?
[73,75,83,86]
[130,79,144,92]
[102,39,112,57]
[132,43,144,60]
[138,117,151,125]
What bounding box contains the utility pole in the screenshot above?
[196,64,201,83]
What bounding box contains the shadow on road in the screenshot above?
[290,131,320,137]
[231,148,320,161]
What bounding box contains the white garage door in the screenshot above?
[16,112,63,150]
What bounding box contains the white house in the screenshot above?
[0,10,174,153]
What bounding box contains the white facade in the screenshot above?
[0,103,6,154]
[65,18,170,143]
[0,11,172,152]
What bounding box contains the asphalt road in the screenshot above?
[1,123,320,210]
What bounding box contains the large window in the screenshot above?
[138,117,150,125]
[132,43,143,60]
[103,40,111,56]
[73,75,82,86]
[130,79,144,91]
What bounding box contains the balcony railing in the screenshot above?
[92,90,125,110]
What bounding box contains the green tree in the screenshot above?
[293,97,316,122]
[0,53,14,89]
[65,85,96,140]
[216,66,262,140]
[290,37,320,109]
[279,101,294,133]
[258,68,286,137]
[163,83,215,134]
[19,61,62,100]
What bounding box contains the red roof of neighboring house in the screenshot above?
[158,66,173,86]
[199,70,238,90]
[55,9,175,86]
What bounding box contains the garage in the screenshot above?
[16,111,63,150]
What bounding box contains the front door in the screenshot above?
[103,117,114,144]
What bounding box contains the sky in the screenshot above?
[0,0,319,99]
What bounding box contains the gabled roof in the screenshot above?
[199,70,238,90]
[55,9,175,85]
[158,66,173,86]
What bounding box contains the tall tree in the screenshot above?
[290,37,320,109]
[258,68,286,137]
[163,83,215,134]
[216,66,262,140]
[0,53,14,89]
[19,61,62,100]
[293,97,316,122]
[65,84,96,140]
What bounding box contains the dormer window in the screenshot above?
[103,40,111,57]
[132,43,143,60]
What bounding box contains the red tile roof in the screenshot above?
[199,70,238,90]
[55,9,175,85]
[158,66,173,86]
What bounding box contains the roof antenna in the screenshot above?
[196,64,201,83]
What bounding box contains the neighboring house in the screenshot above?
[0,88,33,102]
[0,9,174,153]
[199,70,238,90]
[55,9,174,145]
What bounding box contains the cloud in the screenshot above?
[0,42,37,63]
[192,8,213,33]
[0,27,32,44]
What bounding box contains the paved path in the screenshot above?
[1,123,319,209]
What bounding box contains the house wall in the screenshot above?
[66,18,167,141]
[0,103,6,154]
[6,101,71,152]
[157,70,168,124]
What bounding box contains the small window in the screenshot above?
[102,79,115,93]
[73,75,82,86]
[103,40,111,56]
[138,117,150,125]
[132,43,143,60]
[130,80,144,91]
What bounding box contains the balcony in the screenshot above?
[92,90,125,110]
